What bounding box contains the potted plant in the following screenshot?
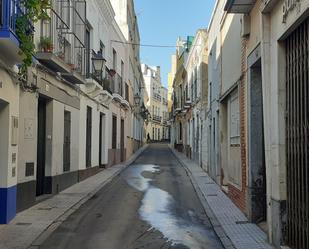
[68,63,76,70]
[39,36,53,52]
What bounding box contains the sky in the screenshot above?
[134,0,216,87]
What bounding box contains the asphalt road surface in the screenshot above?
[39,143,223,249]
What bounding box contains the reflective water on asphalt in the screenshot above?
[123,164,223,249]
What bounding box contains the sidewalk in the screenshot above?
[0,144,148,249]
[170,147,274,249]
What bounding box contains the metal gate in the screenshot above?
[286,18,309,249]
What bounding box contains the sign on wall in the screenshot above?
[283,0,302,23]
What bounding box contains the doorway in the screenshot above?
[99,113,105,166]
[248,59,266,225]
[86,106,92,168]
[63,110,71,172]
[285,19,309,249]
[36,98,47,196]
[120,119,124,162]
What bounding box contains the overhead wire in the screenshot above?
[111,40,202,48]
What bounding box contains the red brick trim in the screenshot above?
[228,37,248,215]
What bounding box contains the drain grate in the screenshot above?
[235,220,249,225]
[37,207,53,211]
[15,222,32,226]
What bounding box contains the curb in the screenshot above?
[29,144,149,248]
[169,145,235,249]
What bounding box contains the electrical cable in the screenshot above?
[111,40,201,48]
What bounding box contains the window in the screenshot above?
[85,27,91,78]
[194,67,198,99]
[113,49,117,70]
[179,122,182,141]
[125,83,129,101]
[112,115,117,149]
[229,90,240,145]
[121,60,124,78]
[185,85,188,100]
[64,39,71,64]
[120,61,124,96]
[191,75,194,101]
[100,41,105,57]
[179,85,183,107]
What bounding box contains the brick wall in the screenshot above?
[228,37,248,214]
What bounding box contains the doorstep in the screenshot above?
[170,146,274,249]
[0,144,148,249]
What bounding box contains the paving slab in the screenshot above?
[170,146,274,249]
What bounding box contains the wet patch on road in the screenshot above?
[123,164,223,249]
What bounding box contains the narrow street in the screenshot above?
[38,144,223,249]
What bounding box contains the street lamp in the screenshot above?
[91,51,106,81]
[134,93,141,107]
[141,105,145,113]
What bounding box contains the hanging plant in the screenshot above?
[15,0,51,76]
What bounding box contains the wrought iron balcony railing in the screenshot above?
[37,0,86,79]
[152,93,162,102]
[152,115,162,123]
[0,0,33,43]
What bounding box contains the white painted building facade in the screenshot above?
[142,64,169,141]
[0,0,144,224]
[183,30,208,166]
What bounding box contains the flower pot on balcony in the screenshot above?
[68,63,76,70]
[58,54,65,61]
[39,36,53,53]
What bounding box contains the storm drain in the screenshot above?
[37,207,53,211]
[15,222,32,226]
[235,221,249,225]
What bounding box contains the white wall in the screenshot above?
[0,68,19,189]
[18,92,37,184]
[221,14,242,94]
[45,100,80,176]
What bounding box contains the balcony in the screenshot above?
[83,65,113,106]
[0,0,32,64]
[224,0,256,13]
[111,73,124,102]
[152,93,162,102]
[184,99,192,109]
[152,115,162,123]
[36,0,87,84]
